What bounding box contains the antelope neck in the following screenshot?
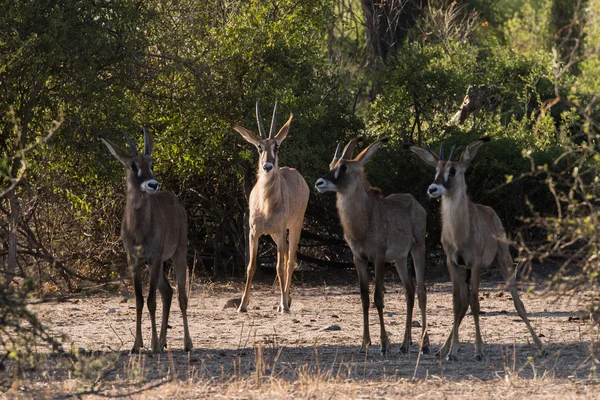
[336,180,370,243]
[441,191,471,248]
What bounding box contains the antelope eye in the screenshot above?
[340,164,347,172]
[449,167,456,177]
[131,163,138,173]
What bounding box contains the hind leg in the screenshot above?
[173,245,192,352]
[469,265,484,360]
[157,263,174,351]
[395,256,415,353]
[497,244,543,350]
[285,219,303,309]
[271,232,290,313]
[374,258,389,354]
[129,254,145,354]
[147,258,162,353]
[411,239,429,353]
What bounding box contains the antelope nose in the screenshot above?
[147,180,159,191]
[315,178,325,188]
[263,163,274,172]
[428,185,438,195]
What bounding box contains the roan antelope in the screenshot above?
[315,138,429,354]
[405,137,543,360]
[100,129,192,354]
[233,102,309,313]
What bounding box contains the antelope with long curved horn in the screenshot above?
[405,137,543,360]
[315,138,430,354]
[100,129,192,353]
[232,102,310,313]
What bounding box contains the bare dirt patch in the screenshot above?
[5,273,600,399]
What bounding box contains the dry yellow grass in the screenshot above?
[4,279,600,398]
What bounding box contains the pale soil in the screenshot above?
[4,271,600,399]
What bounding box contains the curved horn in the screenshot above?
[142,128,151,155]
[122,130,138,155]
[269,101,278,139]
[255,101,266,138]
[448,144,456,161]
[334,142,342,159]
[439,143,444,161]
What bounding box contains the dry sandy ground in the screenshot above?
[4,271,600,399]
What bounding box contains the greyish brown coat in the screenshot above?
[315,138,429,354]
[406,137,543,361]
[101,130,192,354]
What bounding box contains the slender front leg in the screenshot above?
[147,258,162,353]
[173,245,192,352]
[411,240,430,353]
[446,264,470,361]
[286,221,303,309]
[469,265,484,360]
[395,256,415,353]
[273,231,290,313]
[157,263,174,351]
[238,229,259,313]
[355,257,371,353]
[373,258,389,354]
[129,254,144,354]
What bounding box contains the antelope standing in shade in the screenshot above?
[315,138,429,354]
[100,129,192,354]
[405,137,543,360]
[233,102,309,313]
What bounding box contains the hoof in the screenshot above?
[237,306,248,313]
[474,354,484,361]
[184,339,193,352]
[359,343,371,354]
[223,297,242,310]
[446,354,459,361]
[399,345,409,354]
[130,347,141,355]
[276,304,291,314]
[380,337,390,355]
[421,346,430,355]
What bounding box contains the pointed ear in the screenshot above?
[233,125,261,147]
[273,114,293,145]
[354,138,389,166]
[459,136,490,165]
[404,144,439,167]
[100,136,131,166]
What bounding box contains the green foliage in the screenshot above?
[0,0,598,285]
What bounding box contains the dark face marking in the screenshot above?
[257,139,278,173]
[128,155,158,191]
[315,160,351,193]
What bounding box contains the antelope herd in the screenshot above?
[100,102,543,360]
